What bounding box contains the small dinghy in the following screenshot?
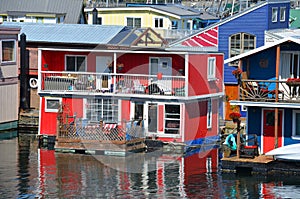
[265,143,300,161]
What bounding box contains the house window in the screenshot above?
[280,7,286,22]
[207,99,212,128]
[66,55,86,72]
[171,21,178,29]
[154,18,163,28]
[1,40,16,63]
[86,99,119,123]
[272,7,278,22]
[97,17,102,25]
[45,98,61,112]
[127,17,141,28]
[293,110,300,137]
[164,104,180,134]
[229,33,255,65]
[207,57,216,80]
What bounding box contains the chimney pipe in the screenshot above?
[92,8,98,25]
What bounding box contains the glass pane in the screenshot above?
[2,41,15,62]
[127,18,133,27]
[77,56,86,71]
[150,58,158,75]
[135,18,141,28]
[148,103,157,132]
[66,56,75,71]
[296,113,300,136]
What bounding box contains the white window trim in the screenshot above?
[45,97,62,113]
[280,7,286,22]
[125,16,142,28]
[65,55,87,72]
[207,99,212,129]
[292,110,300,139]
[153,17,164,29]
[207,57,216,81]
[272,7,278,23]
[1,39,16,63]
[163,103,181,137]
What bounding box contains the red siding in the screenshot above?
[40,97,83,135]
[188,54,223,96]
[184,98,219,142]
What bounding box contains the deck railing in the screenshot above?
[41,71,186,97]
[58,120,145,143]
[239,79,300,102]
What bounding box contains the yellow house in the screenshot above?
[84,4,203,40]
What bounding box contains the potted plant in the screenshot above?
[229,112,241,123]
[287,78,300,86]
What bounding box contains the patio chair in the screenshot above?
[132,79,145,94]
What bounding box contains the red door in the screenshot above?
[263,109,283,153]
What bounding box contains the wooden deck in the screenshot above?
[221,155,300,175]
[54,137,146,156]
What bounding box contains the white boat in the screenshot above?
[265,143,300,161]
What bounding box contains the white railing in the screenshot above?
[41,71,186,97]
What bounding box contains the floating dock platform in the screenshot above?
[222,155,300,175]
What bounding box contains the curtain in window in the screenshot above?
[280,53,291,79]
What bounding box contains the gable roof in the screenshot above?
[1,22,126,45]
[0,0,83,24]
[224,37,300,64]
[170,0,272,47]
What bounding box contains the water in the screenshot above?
[1,134,300,198]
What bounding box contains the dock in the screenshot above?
[18,109,39,133]
[221,155,300,175]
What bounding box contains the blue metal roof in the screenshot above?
[1,22,126,45]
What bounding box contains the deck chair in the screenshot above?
[132,79,145,94]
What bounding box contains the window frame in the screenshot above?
[292,110,300,139]
[126,17,142,28]
[207,99,212,129]
[207,57,216,80]
[45,97,62,113]
[280,7,286,22]
[229,33,256,65]
[154,17,163,28]
[272,7,278,22]
[1,40,17,64]
[164,103,181,135]
[85,98,119,123]
[65,55,87,72]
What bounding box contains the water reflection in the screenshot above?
[1,134,300,198]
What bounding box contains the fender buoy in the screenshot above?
[29,78,38,88]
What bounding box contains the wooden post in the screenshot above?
[274,45,280,149]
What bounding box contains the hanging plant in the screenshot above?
[229,112,241,123]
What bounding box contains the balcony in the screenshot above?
[239,79,300,103]
[40,71,186,98]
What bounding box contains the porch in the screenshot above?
[55,119,146,155]
[41,71,186,97]
[239,79,300,103]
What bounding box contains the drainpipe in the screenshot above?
[19,33,30,110]
[274,45,280,149]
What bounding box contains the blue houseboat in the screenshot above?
[170,0,290,120]
[225,37,300,154]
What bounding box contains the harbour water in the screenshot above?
[1,133,300,198]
